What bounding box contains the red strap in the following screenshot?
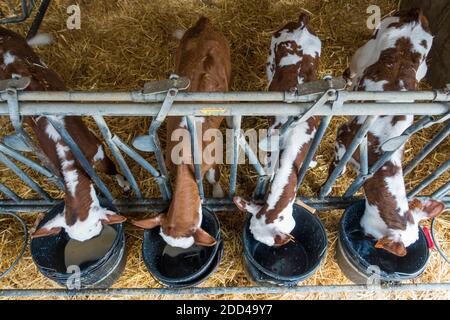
[422,226,435,250]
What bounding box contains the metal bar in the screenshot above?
[93,116,142,198]
[404,121,450,175]
[2,196,448,213]
[144,89,178,201]
[296,116,331,189]
[408,158,450,198]
[359,136,369,176]
[2,89,62,179]
[111,135,171,201]
[46,117,114,205]
[186,116,205,199]
[0,282,449,297]
[26,0,51,39]
[0,151,50,200]
[432,181,450,201]
[10,90,450,103]
[229,116,241,197]
[238,134,269,199]
[1,102,448,117]
[0,183,21,202]
[0,142,64,190]
[320,116,377,198]
[343,116,434,198]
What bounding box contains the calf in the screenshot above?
[234,14,321,246]
[331,8,445,256]
[132,17,231,248]
[0,27,128,241]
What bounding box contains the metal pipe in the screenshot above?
[0,183,21,202]
[11,90,450,103]
[296,116,331,189]
[404,121,450,175]
[93,116,142,198]
[111,136,171,201]
[1,102,448,117]
[186,116,205,199]
[0,151,50,200]
[432,181,450,201]
[320,116,377,198]
[0,143,64,190]
[344,116,434,198]
[408,158,450,198]
[0,282,449,297]
[46,117,114,205]
[229,116,242,197]
[2,196,447,213]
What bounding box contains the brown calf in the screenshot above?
[0,27,128,242]
[132,17,231,248]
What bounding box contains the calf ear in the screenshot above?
[273,233,293,247]
[31,226,62,238]
[131,214,163,229]
[233,196,262,215]
[421,200,446,219]
[375,237,407,257]
[31,214,65,238]
[102,211,127,225]
[193,228,217,247]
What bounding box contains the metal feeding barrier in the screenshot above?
[0,75,449,297]
[0,0,51,39]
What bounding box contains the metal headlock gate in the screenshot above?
[0,76,449,297]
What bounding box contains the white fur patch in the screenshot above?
[267,22,321,85]
[93,145,105,162]
[26,33,53,46]
[3,51,15,65]
[249,200,296,246]
[115,174,130,192]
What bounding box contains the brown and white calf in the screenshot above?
[234,14,321,247]
[331,8,445,256]
[132,17,231,248]
[0,27,128,241]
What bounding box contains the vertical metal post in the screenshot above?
[320,116,377,198]
[112,135,171,201]
[296,116,331,189]
[186,116,205,199]
[229,116,241,197]
[93,116,142,198]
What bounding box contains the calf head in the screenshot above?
[234,196,295,247]
[32,185,126,242]
[132,165,216,249]
[374,199,445,256]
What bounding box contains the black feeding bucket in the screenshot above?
[243,204,327,286]
[30,201,126,289]
[336,200,429,284]
[142,207,223,288]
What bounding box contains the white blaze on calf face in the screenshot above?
[159,204,202,249]
[93,145,105,162]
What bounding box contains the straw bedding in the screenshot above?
[0,0,448,300]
